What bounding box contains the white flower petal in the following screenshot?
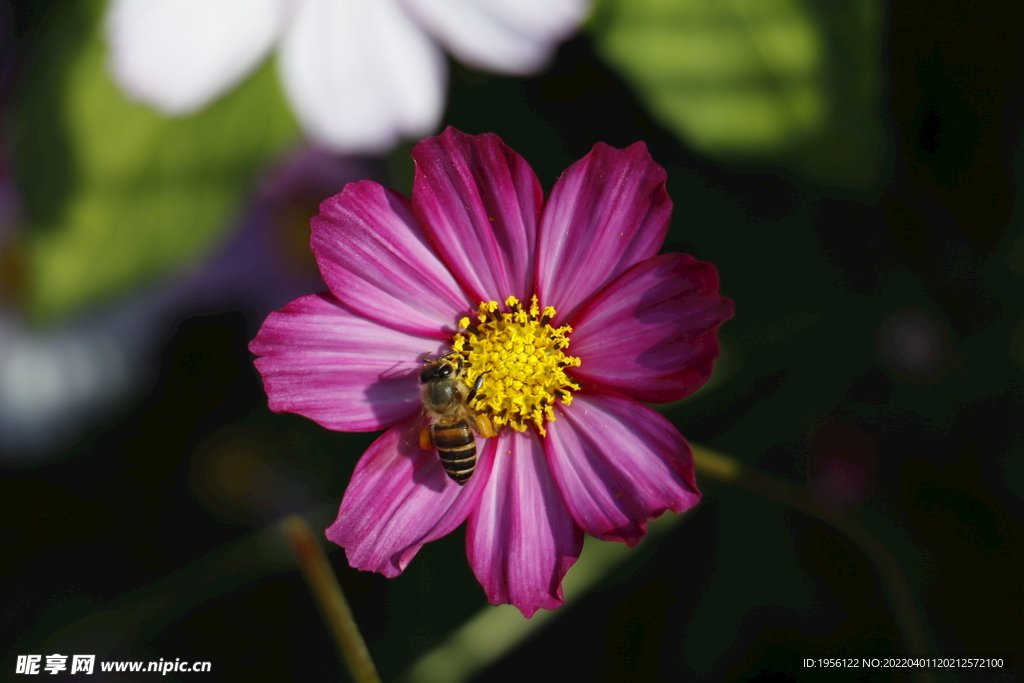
[278,0,446,154]
[401,0,590,74]
[105,0,287,115]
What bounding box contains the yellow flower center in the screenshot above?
[452,295,581,435]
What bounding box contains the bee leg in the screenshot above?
[467,374,486,403]
[419,424,434,451]
[475,413,495,439]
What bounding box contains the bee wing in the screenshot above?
[458,400,495,439]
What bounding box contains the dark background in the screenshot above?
[2,0,1023,681]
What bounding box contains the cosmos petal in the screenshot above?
[545,392,700,546]
[535,141,671,324]
[569,254,735,402]
[412,127,543,304]
[401,0,589,74]
[249,293,434,432]
[105,0,286,115]
[466,430,583,617]
[327,416,493,577]
[311,180,470,338]
[278,0,446,153]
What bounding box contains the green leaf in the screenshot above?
[11,2,300,323]
[591,0,885,187]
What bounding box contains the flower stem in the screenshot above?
[281,514,381,683]
[691,444,935,683]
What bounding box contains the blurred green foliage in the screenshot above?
[591,0,885,187]
[11,1,300,323]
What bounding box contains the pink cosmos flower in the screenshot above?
[249,127,734,617]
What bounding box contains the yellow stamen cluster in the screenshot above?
[452,295,581,435]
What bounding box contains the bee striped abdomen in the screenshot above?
[432,421,477,485]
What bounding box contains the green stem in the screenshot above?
[692,445,935,683]
[281,515,381,683]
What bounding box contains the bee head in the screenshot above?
[419,353,463,384]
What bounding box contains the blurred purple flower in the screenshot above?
[174,147,382,319]
[105,0,590,153]
[0,146,378,459]
[250,128,733,616]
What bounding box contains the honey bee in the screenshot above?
[418,352,495,485]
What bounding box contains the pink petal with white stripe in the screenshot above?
[466,430,582,617]
[250,293,433,432]
[546,392,700,546]
[312,180,471,338]
[569,254,734,402]
[411,128,543,304]
[536,141,671,323]
[327,416,493,577]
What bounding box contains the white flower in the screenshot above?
[105,0,590,153]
